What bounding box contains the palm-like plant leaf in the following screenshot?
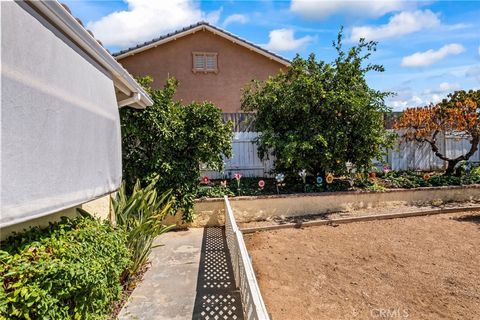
[110,176,175,277]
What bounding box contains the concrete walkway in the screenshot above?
[119,228,203,320]
[119,227,243,320]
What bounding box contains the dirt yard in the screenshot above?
[244,211,480,320]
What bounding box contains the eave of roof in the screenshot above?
[113,21,291,67]
[27,0,153,109]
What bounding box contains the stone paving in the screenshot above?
[119,227,243,320]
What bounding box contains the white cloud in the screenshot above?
[411,95,423,105]
[263,29,313,52]
[387,83,461,110]
[350,10,440,41]
[290,0,413,19]
[388,86,425,110]
[431,94,442,104]
[401,44,465,67]
[466,65,480,82]
[439,81,460,92]
[388,91,444,110]
[223,14,248,27]
[87,0,221,48]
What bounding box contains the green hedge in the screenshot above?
[0,216,130,320]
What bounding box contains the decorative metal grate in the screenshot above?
[198,294,240,320]
[224,197,270,320]
[193,227,243,320]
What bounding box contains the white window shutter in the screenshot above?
[194,54,205,70]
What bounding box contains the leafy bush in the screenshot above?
[120,77,232,222]
[0,216,130,320]
[195,185,235,198]
[110,177,174,278]
[379,168,480,189]
[242,29,394,177]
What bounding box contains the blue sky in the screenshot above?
[64,0,480,110]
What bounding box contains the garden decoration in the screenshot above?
[275,173,285,194]
[258,179,265,190]
[368,172,377,181]
[383,164,391,174]
[201,176,210,184]
[220,180,227,187]
[316,176,323,186]
[234,173,242,195]
[299,169,307,192]
[423,173,430,181]
[345,162,355,187]
[345,162,354,173]
[326,173,334,184]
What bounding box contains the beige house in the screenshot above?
[114,22,290,114]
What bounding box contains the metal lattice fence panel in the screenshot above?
[224,196,270,320]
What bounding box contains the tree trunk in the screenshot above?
[425,132,479,176]
[445,159,460,176]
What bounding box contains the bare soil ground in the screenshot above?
[244,211,480,320]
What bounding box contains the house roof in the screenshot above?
[113,21,291,67]
[28,0,153,109]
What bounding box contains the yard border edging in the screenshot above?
[241,205,480,234]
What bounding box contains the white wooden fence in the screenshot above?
[201,132,480,178]
[385,133,480,171]
[202,132,274,178]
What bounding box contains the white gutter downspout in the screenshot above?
[118,92,141,108]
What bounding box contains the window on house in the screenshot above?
[192,52,218,73]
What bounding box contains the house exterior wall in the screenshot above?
[0,2,122,229]
[117,30,286,113]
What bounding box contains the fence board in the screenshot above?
[201,132,479,178]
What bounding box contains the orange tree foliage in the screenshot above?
[394,90,480,175]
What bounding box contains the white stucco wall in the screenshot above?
[0,2,122,228]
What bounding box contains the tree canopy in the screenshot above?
[120,77,232,221]
[241,30,393,177]
[394,89,480,175]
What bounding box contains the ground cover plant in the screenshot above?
[0,216,130,320]
[120,77,233,222]
[0,179,174,320]
[195,165,480,198]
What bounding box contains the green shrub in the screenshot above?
[111,177,175,278]
[0,216,130,320]
[195,185,235,198]
[120,77,233,222]
[241,29,394,177]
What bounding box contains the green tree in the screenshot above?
[120,77,232,221]
[241,29,393,177]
